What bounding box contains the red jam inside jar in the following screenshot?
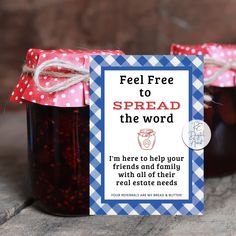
[26,103,89,215]
[205,87,236,177]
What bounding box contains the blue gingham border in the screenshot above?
[89,55,204,215]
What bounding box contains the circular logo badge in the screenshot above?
[182,120,211,150]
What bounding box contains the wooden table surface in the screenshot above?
[0,112,236,236]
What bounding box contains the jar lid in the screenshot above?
[171,43,236,87]
[10,49,124,107]
[138,129,156,137]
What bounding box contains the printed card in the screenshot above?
[89,55,204,215]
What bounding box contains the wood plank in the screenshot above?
[0,174,235,235]
[0,205,143,236]
[0,112,31,225]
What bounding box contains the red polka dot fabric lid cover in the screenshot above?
[171,43,236,87]
[10,49,124,107]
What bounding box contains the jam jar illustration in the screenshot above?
[10,48,124,215]
[138,129,156,150]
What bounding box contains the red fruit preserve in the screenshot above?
[204,87,236,177]
[27,103,89,215]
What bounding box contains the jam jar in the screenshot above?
[10,48,124,215]
[137,129,156,150]
[171,43,236,177]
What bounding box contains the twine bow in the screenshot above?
[22,59,89,93]
[204,58,236,85]
[204,58,236,103]
[22,57,236,101]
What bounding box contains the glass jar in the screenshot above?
[10,48,124,215]
[204,87,236,177]
[26,103,89,215]
[171,43,236,177]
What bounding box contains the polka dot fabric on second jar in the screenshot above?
[171,43,236,87]
[10,49,124,107]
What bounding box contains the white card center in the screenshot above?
[103,69,190,201]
